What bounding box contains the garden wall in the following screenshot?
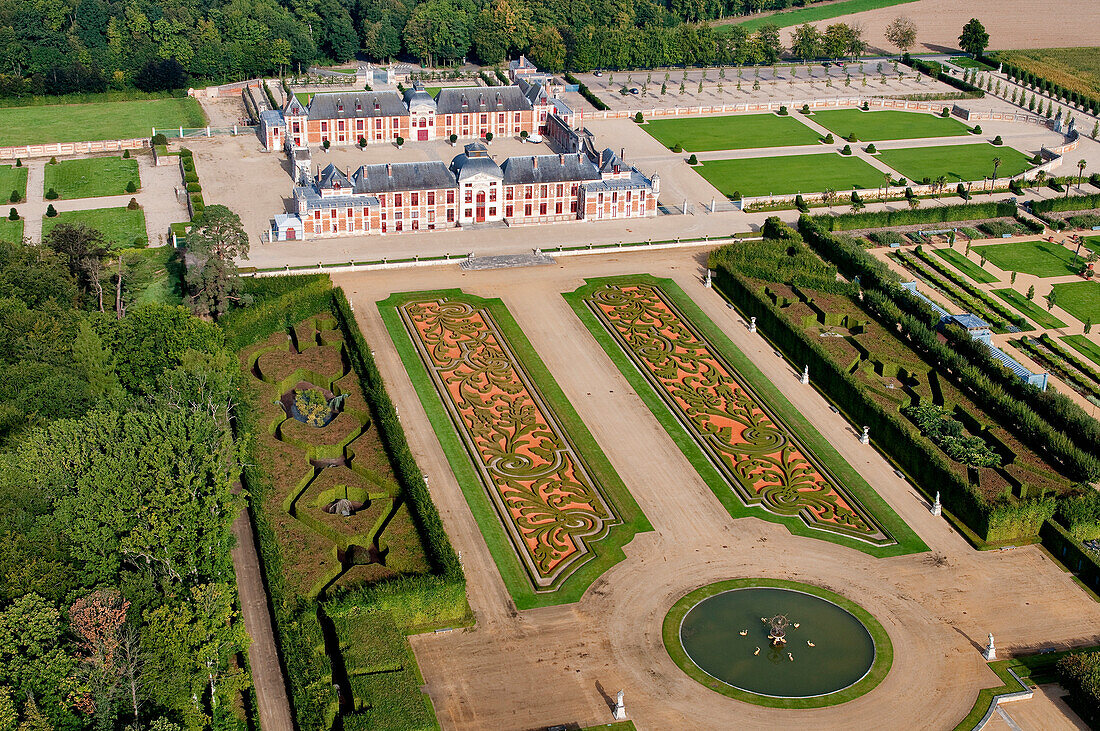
[0,137,148,160]
[586,96,950,121]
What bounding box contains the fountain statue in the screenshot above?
[613,690,626,720]
[764,614,791,646]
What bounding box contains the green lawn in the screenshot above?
[424,87,442,98]
[294,92,314,105]
[642,113,821,152]
[976,239,1089,278]
[932,248,999,283]
[43,207,148,249]
[948,57,995,70]
[0,164,28,201]
[809,109,970,141]
[1061,335,1100,368]
[0,218,23,243]
[43,157,140,199]
[695,152,886,198]
[0,97,205,146]
[1051,281,1100,324]
[718,0,917,32]
[877,143,1032,183]
[991,288,1068,329]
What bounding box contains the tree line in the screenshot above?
[0,221,252,729]
[0,0,877,97]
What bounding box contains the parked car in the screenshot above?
[629,87,640,95]
[593,70,603,77]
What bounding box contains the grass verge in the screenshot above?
[378,289,652,609]
[991,289,1068,329]
[662,578,892,708]
[1061,335,1100,368]
[0,218,23,243]
[565,274,926,557]
[932,248,999,283]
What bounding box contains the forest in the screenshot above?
[0,233,250,730]
[0,0,847,96]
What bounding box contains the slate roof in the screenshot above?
[317,163,352,191]
[284,96,308,116]
[403,86,437,113]
[950,313,991,330]
[450,143,503,181]
[351,161,456,194]
[517,78,549,106]
[584,171,654,192]
[436,86,532,115]
[260,109,284,127]
[308,91,408,119]
[294,186,379,210]
[500,153,600,185]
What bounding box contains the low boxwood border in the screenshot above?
[378,288,652,610]
[564,274,926,558]
[662,578,892,708]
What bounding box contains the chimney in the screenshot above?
[621,147,625,160]
[387,163,392,177]
[533,156,538,170]
[559,154,564,166]
[598,149,604,168]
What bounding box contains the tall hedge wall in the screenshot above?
[1057,650,1100,727]
[817,200,1017,231]
[1031,192,1100,214]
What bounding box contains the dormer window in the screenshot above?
[355,99,362,112]
[374,98,380,111]
[461,95,468,109]
[495,92,502,106]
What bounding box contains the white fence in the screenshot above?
[585,96,950,121]
[0,137,148,160]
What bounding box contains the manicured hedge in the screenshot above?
[1058,651,1100,727]
[1031,192,1100,214]
[903,54,985,98]
[800,215,1100,480]
[564,72,610,111]
[817,200,1016,231]
[908,246,1029,329]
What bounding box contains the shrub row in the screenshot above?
[996,59,1100,116]
[799,215,1100,480]
[710,262,1045,541]
[564,72,609,111]
[900,248,1024,330]
[816,200,1016,231]
[902,54,985,98]
[1017,338,1100,400]
[1031,192,1100,215]
[910,245,1027,326]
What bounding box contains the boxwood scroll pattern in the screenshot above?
[399,296,619,589]
[582,281,892,545]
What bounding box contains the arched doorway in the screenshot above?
[475,191,486,222]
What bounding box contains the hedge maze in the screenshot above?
[381,290,650,608]
[245,314,429,598]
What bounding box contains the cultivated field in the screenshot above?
[809,109,970,141]
[695,152,885,197]
[642,113,822,152]
[0,97,206,146]
[876,143,1031,183]
[43,206,148,249]
[996,47,1100,97]
[43,156,141,199]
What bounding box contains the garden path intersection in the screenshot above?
[334,249,1100,730]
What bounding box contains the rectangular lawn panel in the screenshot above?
[566,274,926,556]
[0,164,28,200]
[695,153,885,198]
[877,143,1032,183]
[43,207,147,249]
[378,289,651,608]
[991,289,1067,329]
[809,109,970,141]
[1061,335,1100,368]
[642,113,821,152]
[0,97,206,146]
[43,157,140,199]
[932,248,999,283]
[1051,281,1100,324]
[975,239,1088,278]
[0,218,23,243]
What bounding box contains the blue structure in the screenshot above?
[901,282,1048,391]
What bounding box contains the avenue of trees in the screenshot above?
[0,231,250,730]
[0,0,918,96]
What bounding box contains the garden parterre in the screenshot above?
[876,143,1032,184]
[695,152,885,198]
[642,113,822,152]
[809,109,969,141]
[43,156,140,199]
[975,238,1092,278]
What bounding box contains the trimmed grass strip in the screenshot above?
[1062,335,1100,368]
[991,289,1067,329]
[43,206,147,249]
[932,248,998,283]
[0,164,28,200]
[43,157,140,199]
[810,109,970,142]
[977,239,1092,278]
[1051,281,1100,324]
[877,143,1032,184]
[0,97,206,146]
[0,218,23,243]
[641,113,821,152]
[378,289,652,609]
[662,578,893,708]
[695,152,885,198]
[565,274,925,557]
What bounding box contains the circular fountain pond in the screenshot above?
[664,579,890,707]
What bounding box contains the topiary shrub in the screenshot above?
[186,182,201,193]
[49,156,57,165]
[991,135,1002,145]
[800,104,811,114]
[151,133,167,145]
[9,190,20,203]
[122,149,130,159]
[778,105,788,115]
[485,132,493,143]
[970,124,982,134]
[957,182,969,199]
[127,197,139,210]
[671,143,683,153]
[395,136,404,147]
[822,133,834,144]
[941,107,951,117]
[125,180,137,193]
[8,207,18,221]
[45,204,57,217]
[634,111,643,123]
[687,153,698,165]
[14,158,21,167]
[866,143,877,153]
[795,194,808,212]
[846,132,858,142]
[841,144,852,155]
[322,139,331,150]
[358,136,366,148]
[45,187,58,200]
